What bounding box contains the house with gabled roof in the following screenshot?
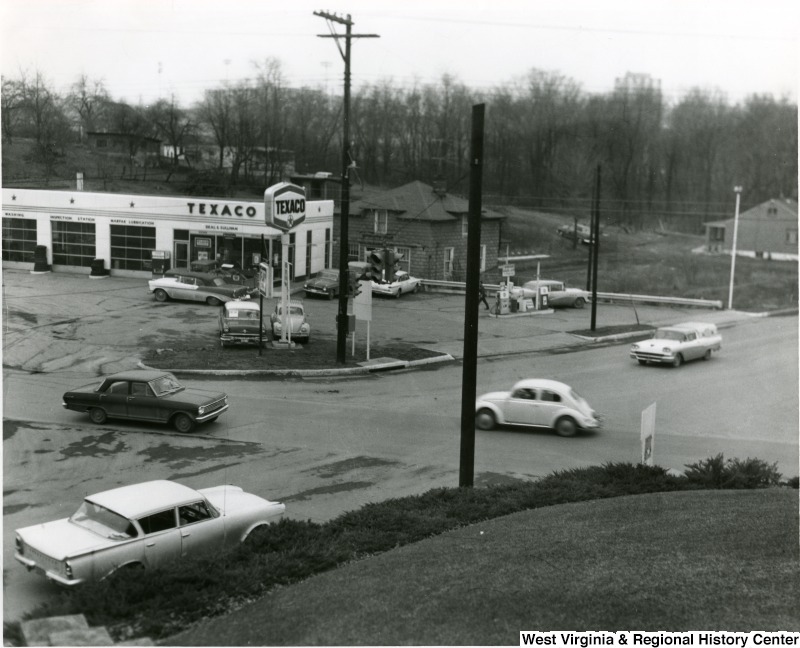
[340,179,505,281]
[703,198,798,261]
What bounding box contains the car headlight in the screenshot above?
[631,344,639,350]
[663,346,672,353]
[198,405,206,415]
[301,324,310,332]
[15,535,22,554]
[223,325,229,332]
[65,560,73,578]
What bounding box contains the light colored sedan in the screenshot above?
[14,480,285,587]
[148,272,250,306]
[475,378,601,437]
[371,270,421,298]
[514,279,589,309]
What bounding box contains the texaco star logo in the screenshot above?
[287,214,294,228]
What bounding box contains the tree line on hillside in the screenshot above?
[2,60,797,232]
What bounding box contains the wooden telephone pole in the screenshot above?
[314,11,379,364]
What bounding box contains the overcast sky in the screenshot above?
[1,0,797,106]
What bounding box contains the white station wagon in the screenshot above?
[14,480,285,587]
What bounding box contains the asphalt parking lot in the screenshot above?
[1,267,759,376]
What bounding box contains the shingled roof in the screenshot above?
[351,180,503,221]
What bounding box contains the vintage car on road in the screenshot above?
[475,378,601,437]
[219,299,268,347]
[304,268,344,299]
[557,222,594,244]
[14,479,285,587]
[630,322,721,367]
[149,271,250,306]
[62,369,229,433]
[270,299,311,343]
[371,270,421,298]
[514,279,590,309]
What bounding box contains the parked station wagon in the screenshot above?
[219,299,268,347]
[62,369,229,433]
[14,479,285,587]
[630,322,722,367]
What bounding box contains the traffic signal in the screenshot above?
[383,249,395,274]
[353,279,363,298]
[368,249,384,282]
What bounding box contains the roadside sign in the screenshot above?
[258,262,273,298]
[640,402,656,466]
[354,279,372,321]
[264,182,306,232]
[501,264,515,277]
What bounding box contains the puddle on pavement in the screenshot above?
[308,456,401,478]
[281,480,375,502]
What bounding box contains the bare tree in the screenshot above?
[67,74,110,141]
[149,94,194,173]
[1,77,26,143]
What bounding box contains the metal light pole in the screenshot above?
[727,186,743,310]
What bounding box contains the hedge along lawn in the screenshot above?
[170,489,800,647]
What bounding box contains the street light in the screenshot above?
[727,186,743,310]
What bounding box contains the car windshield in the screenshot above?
[654,329,685,341]
[211,278,228,287]
[70,501,137,540]
[278,306,304,316]
[149,373,184,396]
[319,270,338,281]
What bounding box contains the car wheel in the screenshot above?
[672,354,683,368]
[206,296,223,306]
[89,408,107,424]
[637,359,647,365]
[475,409,496,431]
[394,289,401,299]
[703,349,712,361]
[220,339,226,348]
[574,297,585,309]
[172,413,196,433]
[328,292,335,300]
[154,289,168,302]
[554,417,578,437]
[413,284,419,293]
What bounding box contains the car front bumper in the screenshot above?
[196,403,229,422]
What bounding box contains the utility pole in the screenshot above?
[459,103,485,489]
[590,164,601,331]
[315,11,379,364]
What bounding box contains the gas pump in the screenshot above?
[151,250,171,277]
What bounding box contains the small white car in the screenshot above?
[14,480,285,587]
[371,270,421,298]
[630,322,722,367]
[270,299,311,343]
[475,378,601,437]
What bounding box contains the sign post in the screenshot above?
[265,183,306,348]
[353,279,373,360]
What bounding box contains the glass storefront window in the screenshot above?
[2,218,37,262]
[52,221,96,267]
[110,224,156,271]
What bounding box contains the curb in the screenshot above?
[137,353,455,377]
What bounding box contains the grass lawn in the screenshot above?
[168,489,799,646]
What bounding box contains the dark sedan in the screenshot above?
[62,370,229,433]
[303,269,342,299]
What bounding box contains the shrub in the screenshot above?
[684,453,782,489]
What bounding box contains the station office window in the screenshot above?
[2,218,37,262]
[110,224,156,271]
[51,221,96,267]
